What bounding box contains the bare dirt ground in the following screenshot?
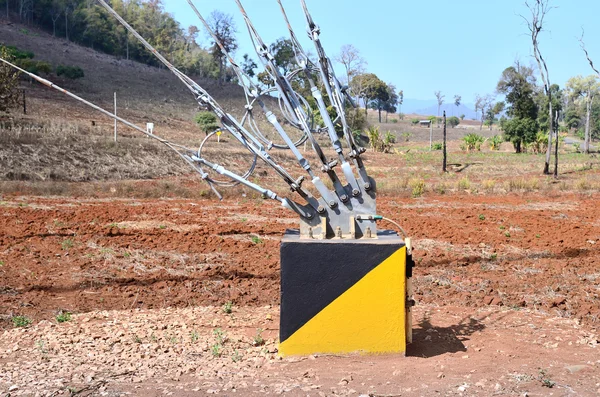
[1,192,599,396]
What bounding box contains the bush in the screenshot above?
[401,132,412,142]
[528,132,548,154]
[2,45,34,60]
[365,127,394,153]
[462,133,484,151]
[411,118,419,125]
[489,135,503,151]
[390,118,398,123]
[431,142,442,150]
[56,65,84,79]
[12,315,31,328]
[194,111,220,135]
[447,116,460,128]
[16,59,52,75]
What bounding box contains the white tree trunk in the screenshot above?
[585,98,591,154]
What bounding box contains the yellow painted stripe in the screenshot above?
[279,247,406,356]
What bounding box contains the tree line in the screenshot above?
[1,0,226,78]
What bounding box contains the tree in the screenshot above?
[368,81,394,123]
[335,44,366,85]
[49,0,62,37]
[497,63,538,153]
[397,90,404,116]
[351,73,387,117]
[453,95,461,116]
[566,75,600,154]
[434,90,444,117]
[485,101,505,130]
[0,47,22,114]
[207,10,237,84]
[447,116,460,128]
[522,0,554,174]
[241,53,257,78]
[194,111,220,135]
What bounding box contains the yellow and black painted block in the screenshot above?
[279,230,409,356]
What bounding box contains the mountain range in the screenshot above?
[399,99,478,120]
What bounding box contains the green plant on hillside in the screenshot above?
[431,142,442,150]
[489,135,503,150]
[56,65,84,79]
[0,46,22,113]
[528,131,548,154]
[411,118,419,125]
[401,132,412,142]
[462,133,485,151]
[366,126,382,151]
[222,301,233,314]
[12,315,31,328]
[194,111,220,135]
[56,311,72,323]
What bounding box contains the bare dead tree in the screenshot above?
[434,90,444,117]
[335,44,367,86]
[522,0,555,175]
[579,29,600,76]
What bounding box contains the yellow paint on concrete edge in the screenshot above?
[279,247,406,356]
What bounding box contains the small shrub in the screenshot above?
[462,133,484,151]
[253,328,265,346]
[12,315,31,328]
[575,178,591,191]
[231,349,242,362]
[482,179,496,191]
[56,65,84,79]
[431,142,442,150]
[194,111,220,135]
[401,132,412,142]
[251,235,262,244]
[190,330,199,343]
[410,179,425,198]
[489,135,503,151]
[3,45,34,59]
[478,214,485,221]
[434,183,446,194]
[390,118,398,123]
[411,118,419,125]
[457,177,471,190]
[56,311,71,323]
[222,301,233,314]
[61,238,73,250]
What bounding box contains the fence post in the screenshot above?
[22,89,26,115]
[114,92,117,142]
[443,111,447,172]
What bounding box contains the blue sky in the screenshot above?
[165,1,600,105]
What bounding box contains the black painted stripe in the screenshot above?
[279,231,403,343]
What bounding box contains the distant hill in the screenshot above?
[401,98,478,120]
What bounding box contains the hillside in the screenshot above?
[0,21,271,190]
[0,21,250,140]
